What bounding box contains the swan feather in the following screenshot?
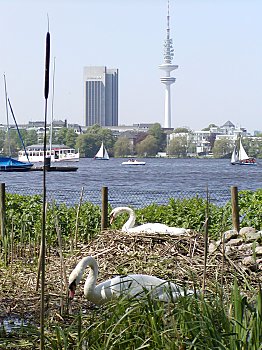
[68,256,194,305]
[110,206,188,235]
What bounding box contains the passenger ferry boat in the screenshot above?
[18,144,80,163]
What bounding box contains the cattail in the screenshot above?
[44,32,50,99]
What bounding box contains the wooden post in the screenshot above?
[0,183,6,240]
[101,186,108,230]
[231,186,240,232]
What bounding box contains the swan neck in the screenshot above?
[82,257,99,299]
[122,207,136,231]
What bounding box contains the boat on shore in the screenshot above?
[0,75,33,172]
[231,138,257,166]
[122,159,146,166]
[94,142,109,160]
[18,144,80,163]
[0,157,33,172]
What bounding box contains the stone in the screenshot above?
[239,227,256,235]
[255,246,262,255]
[223,229,238,242]
[226,238,243,246]
[242,256,257,267]
[244,232,262,242]
[208,241,219,253]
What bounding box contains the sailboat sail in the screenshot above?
[94,142,109,160]
[238,139,249,161]
[231,137,257,166]
[231,145,238,164]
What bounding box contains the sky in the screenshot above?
[0,0,261,134]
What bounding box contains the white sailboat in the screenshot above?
[94,142,109,160]
[231,138,257,166]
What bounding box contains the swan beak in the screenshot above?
[69,280,76,299]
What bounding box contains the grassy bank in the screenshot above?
[0,190,261,349]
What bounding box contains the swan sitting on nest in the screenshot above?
[109,206,188,235]
[68,256,195,305]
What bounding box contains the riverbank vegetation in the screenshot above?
[4,189,262,248]
[0,189,261,349]
[2,123,262,159]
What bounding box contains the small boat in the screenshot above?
[0,75,33,172]
[94,142,109,160]
[231,137,257,166]
[18,144,80,163]
[0,157,33,172]
[122,159,146,165]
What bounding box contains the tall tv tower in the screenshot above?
[159,0,178,128]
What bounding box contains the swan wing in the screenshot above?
[94,274,169,302]
[127,223,187,235]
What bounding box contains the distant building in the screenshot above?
[83,66,118,127]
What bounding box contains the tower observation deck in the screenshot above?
[159,0,178,128]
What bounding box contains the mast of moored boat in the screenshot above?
[3,74,11,158]
[7,98,31,163]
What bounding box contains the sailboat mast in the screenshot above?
[3,74,11,157]
[8,98,31,163]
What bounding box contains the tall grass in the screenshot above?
[39,283,261,350]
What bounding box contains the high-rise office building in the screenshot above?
[83,66,118,127]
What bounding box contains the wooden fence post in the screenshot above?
[0,183,5,240]
[101,186,108,230]
[231,186,240,232]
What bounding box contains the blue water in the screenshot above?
[0,158,261,193]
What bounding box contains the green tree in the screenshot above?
[168,136,187,157]
[0,129,6,152]
[133,132,148,147]
[24,129,38,146]
[66,129,78,148]
[173,127,190,133]
[202,124,217,131]
[114,137,132,157]
[53,127,68,145]
[136,135,158,156]
[87,124,101,135]
[75,133,98,157]
[75,125,116,158]
[242,137,262,158]
[97,128,116,153]
[83,124,116,156]
[3,129,21,156]
[212,139,233,158]
[148,123,166,151]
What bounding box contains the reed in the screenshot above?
[38,284,261,349]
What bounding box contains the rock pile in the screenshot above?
[209,227,262,272]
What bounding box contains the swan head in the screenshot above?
[109,207,120,224]
[68,279,77,299]
[68,268,81,299]
[68,257,90,299]
[68,256,98,300]
[109,207,133,225]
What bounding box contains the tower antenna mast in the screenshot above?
[159,0,178,128]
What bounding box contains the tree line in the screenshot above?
[1,123,262,158]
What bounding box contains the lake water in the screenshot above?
[1,158,261,207]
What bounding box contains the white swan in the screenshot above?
[68,256,195,305]
[109,206,188,235]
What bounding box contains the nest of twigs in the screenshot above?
[0,229,261,324]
